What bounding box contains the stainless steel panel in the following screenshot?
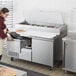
[32,38,54,67]
[19,48,32,61]
[7,39,20,53]
[63,39,76,72]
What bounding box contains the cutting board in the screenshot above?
[0,66,16,76]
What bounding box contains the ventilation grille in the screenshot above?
[0,0,13,28]
[8,51,19,58]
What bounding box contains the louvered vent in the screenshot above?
[8,51,19,58]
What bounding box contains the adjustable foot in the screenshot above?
[49,67,54,70]
[64,70,67,73]
[11,57,14,61]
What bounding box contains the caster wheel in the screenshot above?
[64,70,67,73]
[11,57,14,61]
[49,67,53,70]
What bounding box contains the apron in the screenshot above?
[0,38,3,55]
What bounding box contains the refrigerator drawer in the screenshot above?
[19,48,32,61]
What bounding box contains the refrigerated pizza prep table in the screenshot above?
[6,11,67,68]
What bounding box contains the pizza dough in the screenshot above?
[16,29,25,32]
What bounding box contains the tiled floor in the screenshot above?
[1,51,76,76]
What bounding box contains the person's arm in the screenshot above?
[4,28,9,34]
[0,28,7,39]
[0,21,7,39]
[7,33,13,41]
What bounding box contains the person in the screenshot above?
[0,8,12,61]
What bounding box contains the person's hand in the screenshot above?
[7,33,13,41]
[7,30,11,34]
[4,28,10,34]
[4,28,7,33]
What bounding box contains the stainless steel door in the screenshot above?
[32,38,54,67]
